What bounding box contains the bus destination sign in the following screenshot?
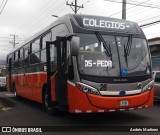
[74,15,140,34]
[83,18,127,30]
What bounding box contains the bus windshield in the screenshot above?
[77,33,150,77]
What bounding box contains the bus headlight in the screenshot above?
[142,80,154,92]
[76,82,100,95]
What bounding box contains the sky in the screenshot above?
[0,0,160,59]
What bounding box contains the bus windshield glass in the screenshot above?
[77,33,150,77]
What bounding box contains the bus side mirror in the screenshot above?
[70,36,80,56]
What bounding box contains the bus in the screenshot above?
[6,14,154,114]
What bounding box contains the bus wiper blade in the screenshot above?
[124,35,132,66]
[96,32,112,58]
[124,34,132,56]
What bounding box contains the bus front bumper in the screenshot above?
[68,83,154,113]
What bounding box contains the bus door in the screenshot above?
[46,36,68,110]
[8,58,12,92]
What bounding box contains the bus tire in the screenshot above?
[43,87,58,115]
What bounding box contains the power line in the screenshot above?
[105,0,160,9]
[18,0,65,37]
[127,0,158,18]
[140,19,160,28]
[18,0,89,38]
[0,39,25,42]
[17,0,57,30]
[132,0,160,23]
[137,14,160,24]
[20,1,67,37]
[0,0,8,15]
[107,0,151,17]
[0,36,25,39]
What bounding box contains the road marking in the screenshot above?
[5,93,14,96]
[2,107,13,111]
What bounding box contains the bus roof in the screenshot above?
[7,14,144,56]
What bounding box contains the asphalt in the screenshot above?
[0,91,160,135]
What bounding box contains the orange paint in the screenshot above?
[68,83,154,113]
[6,74,154,113]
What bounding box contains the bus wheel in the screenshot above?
[43,87,58,115]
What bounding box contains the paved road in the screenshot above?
[0,91,160,135]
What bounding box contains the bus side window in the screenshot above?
[23,44,30,66]
[30,39,40,64]
[12,51,19,68]
[19,48,23,67]
[32,39,40,53]
[50,46,57,72]
[41,32,51,63]
[13,52,16,68]
[6,55,9,75]
[8,54,12,72]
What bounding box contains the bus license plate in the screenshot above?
[119,100,129,106]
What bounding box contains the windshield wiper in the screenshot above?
[96,32,112,59]
[124,34,132,67]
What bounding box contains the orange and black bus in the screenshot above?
[6,14,154,114]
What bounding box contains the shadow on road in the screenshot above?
[154,101,160,106]
[6,95,151,126]
[0,90,154,127]
[0,97,15,107]
[65,111,149,126]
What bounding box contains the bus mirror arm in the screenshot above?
[70,36,80,56]
[66,33,77,40]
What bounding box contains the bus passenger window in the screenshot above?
[24,49,29,66]
[30,39,40,65]
[23,44,30,66]
[50,46,57,72]
[20,49,23,58]
[13,53,16,60]
[32,39,40,53]
[25,49,28,59]
[42,32,51,49]
[15,51,18,60]
[41,49,46,63]
[41,32,51,63]
[18,50,20,59]
[19,48,23,67]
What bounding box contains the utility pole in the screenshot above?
[66,0,84,14]
[122,0,126,19]
[9,34,19,48]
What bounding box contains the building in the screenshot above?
[148,37,160,71]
